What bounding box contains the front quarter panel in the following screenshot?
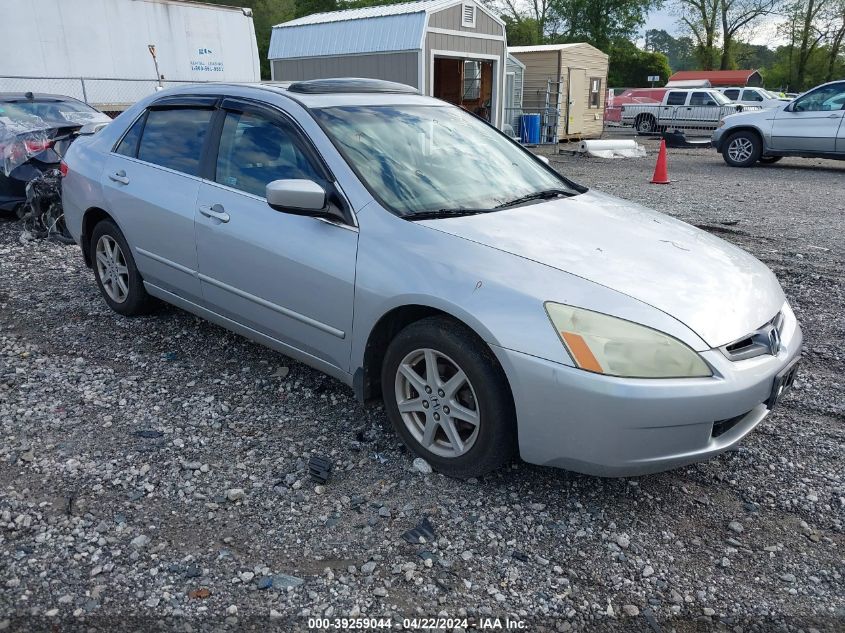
[350,203,710,377]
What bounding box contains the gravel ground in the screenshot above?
[0,143,843,632]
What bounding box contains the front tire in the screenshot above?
[722,131,762,167]
[90,219,157,316]
[381,317,517,478]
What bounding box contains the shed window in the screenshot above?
[589,78,602,108]
[461,3,476,28]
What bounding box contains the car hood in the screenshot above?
[419,190,785,348]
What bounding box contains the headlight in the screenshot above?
[544,303,712,378]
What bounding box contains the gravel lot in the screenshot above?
[1,142,843,632]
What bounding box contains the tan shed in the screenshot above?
[509,43,609,140]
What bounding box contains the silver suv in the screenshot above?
[61,79,801,478]
[713,80,845,167]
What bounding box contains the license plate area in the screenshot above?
[767,359,799,410]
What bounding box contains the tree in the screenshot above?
[645,28,698,70]
[718,0,779,69]
[779,0,832,89]
[675,0,721,68]
[547,0,660,50]
[607,39,673,86]
[502,15,543,45]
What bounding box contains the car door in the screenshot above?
[101,97,217,304]
[194,99,358,372]
[770,82,845,152]
[740,89,764,106]
[662,91,687,126]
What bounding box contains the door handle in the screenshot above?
[109,170,129,185]
[828,113,840,118]
[199,203,230,223]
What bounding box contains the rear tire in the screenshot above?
[722,131,762,167]
[381,316,517,478]
[90,219,157,316]
[635,115,657,135]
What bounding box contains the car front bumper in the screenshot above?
[492,308,802,477]
[711,127,726,151]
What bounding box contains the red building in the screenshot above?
[667,70,763,87]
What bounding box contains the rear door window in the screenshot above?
[723,89,740,100]
[115,113,146,158]
[137,108,213,176]
[666,92,687,106]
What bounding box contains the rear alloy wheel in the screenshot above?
[723,131,762,167]
[636,115,656,135]
[90,219,157,316]
[381,317,516,478]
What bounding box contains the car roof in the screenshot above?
[0,92,87,103]
[143,81,444,110]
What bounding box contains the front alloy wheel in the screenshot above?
[723,131,761,167]
[394,348,481,458]
[381,316,516,478]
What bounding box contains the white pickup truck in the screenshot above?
[621,89,755,134]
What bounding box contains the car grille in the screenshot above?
[719,311,784,361]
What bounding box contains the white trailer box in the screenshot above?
[0,0,260,111]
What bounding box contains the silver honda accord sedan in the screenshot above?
[61,79,802,478]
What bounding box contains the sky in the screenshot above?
[643,8,784,46]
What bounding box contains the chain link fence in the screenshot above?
[0,76,214,115]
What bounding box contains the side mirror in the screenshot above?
[536,155,550,165]
[266,179,347,225]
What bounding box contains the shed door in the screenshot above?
[567,68,586,135]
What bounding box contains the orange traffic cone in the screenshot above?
[650,139,670,184]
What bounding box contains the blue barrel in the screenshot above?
[520,114,542,144]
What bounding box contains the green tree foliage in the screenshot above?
[644,28,698,70]
[607,40,673,86]
[548,0,660,50]
[501,15,543,45]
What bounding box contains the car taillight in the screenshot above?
[60,160,69,177]
[24,138,53,153]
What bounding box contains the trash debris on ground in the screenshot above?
[578,139,646,158]
[401,517,435,544]
[308,455,332,483]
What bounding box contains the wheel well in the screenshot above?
[80,207,113,267]
[723,126,763,149]
[635,113,655,125]
[358,305,509,404]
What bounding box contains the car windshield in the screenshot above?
[312,105,579,217]
[0,99,101,125]
[711,92,732,105]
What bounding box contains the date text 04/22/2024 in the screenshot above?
[306,618,526,629]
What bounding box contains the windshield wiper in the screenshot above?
[494,188,575,209]
[407,208,495,220]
